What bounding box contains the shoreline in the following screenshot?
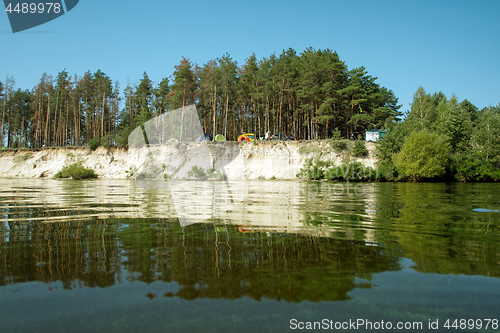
[0,140,378,180]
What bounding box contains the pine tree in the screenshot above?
[169,57,197,109]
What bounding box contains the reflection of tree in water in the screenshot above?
[131,222,400,302]
[373,183,500,277]
[0,219,120,289]
[301,182,500,278]
[1,211,500,301]
[0,218,400,302]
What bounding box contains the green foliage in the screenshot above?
[187,166,227,181]
[297,159,325,180]
[393,130,451,181]
[14,152,33,162]
[4,48,404,148]
[208,169,227,181]
[297,158,377,181]
[187,166,207,180]
[379,89,500,182]
[115,126,132,146]
[405,87,436,132]
[376,120,405,164]
[54,162,98,180]
[375,160,399,181]
[325,162,377,181]
[101,134,115,149]
[352,140,368,157]
[298,145,322,155]
[331,128,343,140]
[125,166,136,178]
[88,137,101,151]
[451,151,500,182]
[473,106,500,164]
[169,57,197,109]
[330,139,349,152]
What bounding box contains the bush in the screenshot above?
[451,153,500,182]
[331,128,343,140]
[187,166,227,180]
[187,166,207,180]
[297,159,377,181]
[353,140,368,157]
[331,139,349,152]
[54,162,98,180]
[101,134,115,149]
[297,159,325,180]
[325,162,377,181]
[393,130,451,181]
[88,137,101,151]
[375,160,399,181]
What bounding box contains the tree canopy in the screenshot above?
[0,48,402,148]
[379,87,500,182]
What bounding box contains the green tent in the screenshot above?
[214,134,226,142]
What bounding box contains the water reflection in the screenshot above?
[0,179,499,302]
[0,218,400,302]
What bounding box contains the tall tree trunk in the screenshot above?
[53,91,59,145]
[101,92,105,138]
[279,77,284,136]
[45,93,50,146]
[224,93,229,138]
[212,84,217,135]
[0,92,5,147]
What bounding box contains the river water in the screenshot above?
[0,179,499,332]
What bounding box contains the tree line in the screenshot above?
[378,87,500,181]
[0,47,402,148]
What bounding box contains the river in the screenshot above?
[0,179,499,332]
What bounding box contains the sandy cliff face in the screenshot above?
[0,140,378,180]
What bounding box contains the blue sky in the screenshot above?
[1,0,499,113]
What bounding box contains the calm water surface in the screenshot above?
[0,179,499,332]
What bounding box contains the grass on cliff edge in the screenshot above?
[54,162,98,180]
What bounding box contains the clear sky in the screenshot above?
[1,0,499,113]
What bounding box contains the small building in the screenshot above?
[364,129,386,142]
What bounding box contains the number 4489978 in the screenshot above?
[444,319,498,330]
[5,3,62,14]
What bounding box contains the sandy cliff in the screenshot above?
[0,140,378,180]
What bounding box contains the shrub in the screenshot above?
[353,140,368,157]
[101,134,115,149]
[331,128,343,140]
[325,162,377,181]
[376,160,399,181]
[187,166,227,180]
[297,159,324,180]
[331,140,349,152]
[393,130,451,181]
[14,152,33,163]
[298,158,379,182]
[298,146,322,155]
[54,162,98,180]
[187,165,207,180]
[207,169,227,181]
[88,137,101,151]
[451,153,500,182]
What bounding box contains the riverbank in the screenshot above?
[0,140,378,180]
